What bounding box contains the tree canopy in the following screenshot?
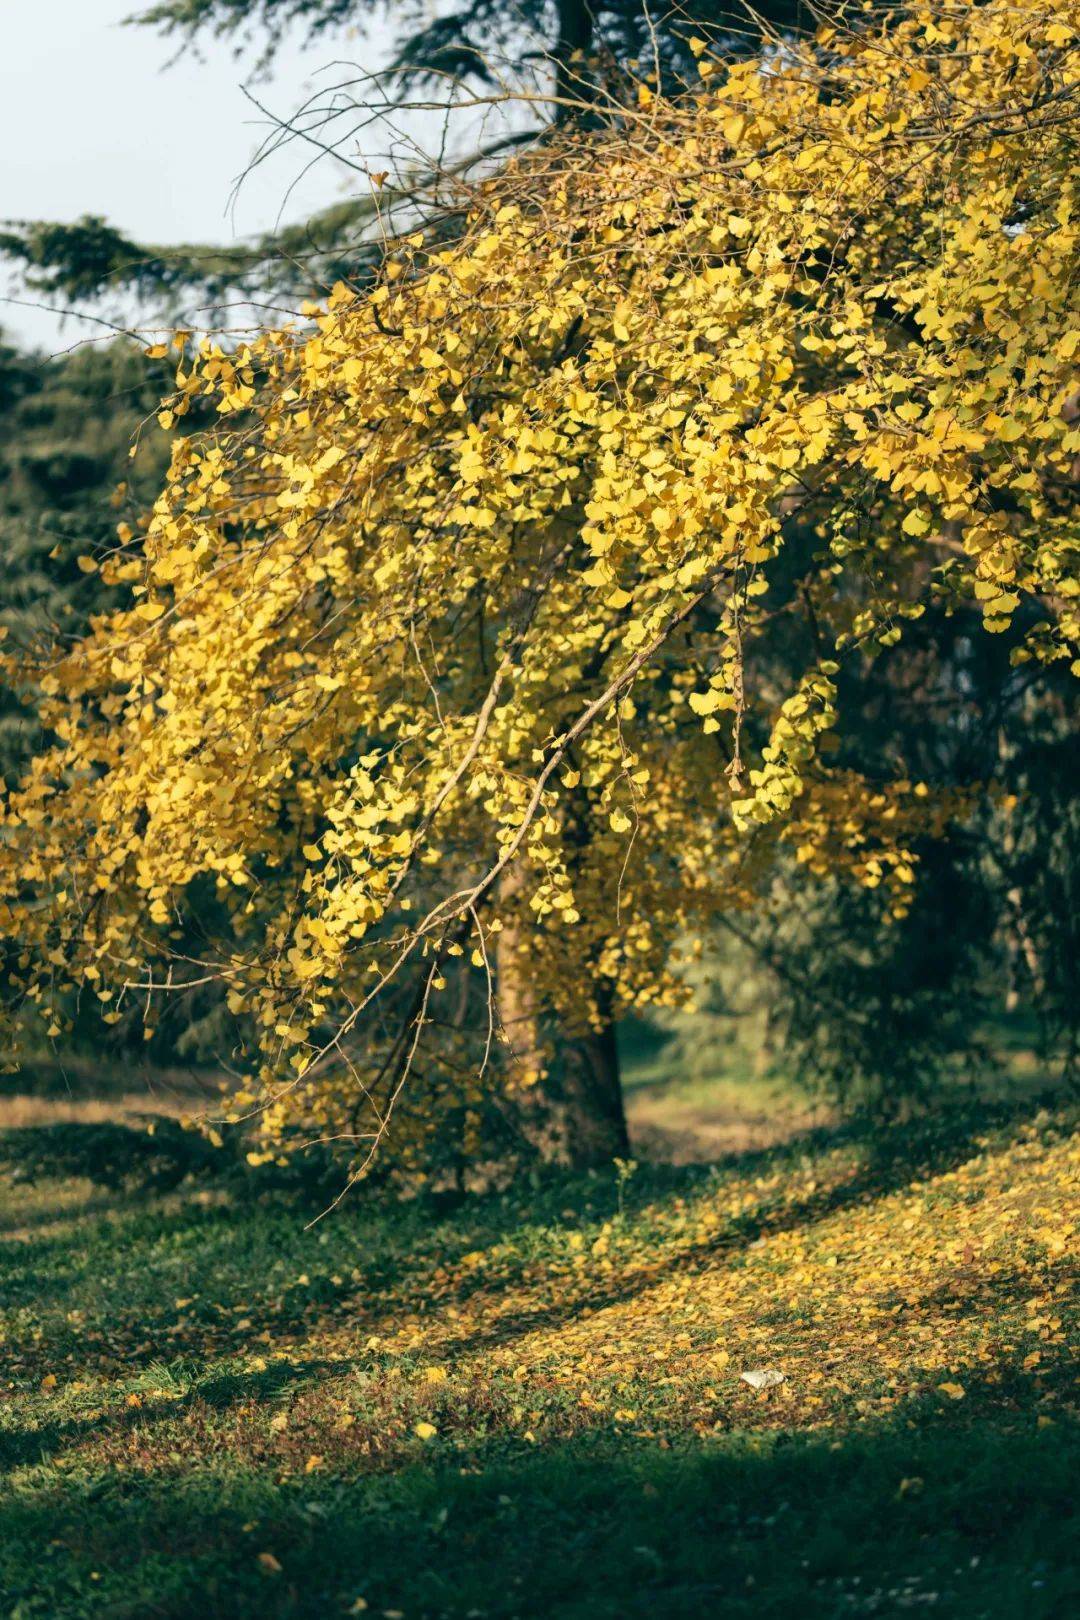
[2,0,1077,1176]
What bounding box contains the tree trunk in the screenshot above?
[554,0,595,117]
[997,727,1045,1011]
[496,889,628,1166]
[552,980,629,1167]
[494,868,544,1079]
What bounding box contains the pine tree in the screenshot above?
[0,334,173,783]
[1,2,818,311]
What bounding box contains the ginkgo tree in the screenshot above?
[2,0,1077,1178]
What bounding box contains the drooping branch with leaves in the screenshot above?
[2,0,1077,1177]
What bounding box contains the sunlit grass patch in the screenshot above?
[1,1098,1076,1616]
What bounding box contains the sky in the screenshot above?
[0,0,394,351]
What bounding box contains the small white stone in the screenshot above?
[739,1367,785,1390]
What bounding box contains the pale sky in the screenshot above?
[0,0,397,351]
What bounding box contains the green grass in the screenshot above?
[1,1095,1077,1618]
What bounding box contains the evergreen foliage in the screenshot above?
[0,334,172,783]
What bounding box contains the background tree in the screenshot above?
[0,333,173,785]
[0,334,243,1076]
[1,1,819,315]
[685,551,1080,1112]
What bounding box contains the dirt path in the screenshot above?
[626,1082,831,1163]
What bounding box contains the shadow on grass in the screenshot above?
[0,1356,347,1474]
[1,1398,1076,1619]
[0,1189,120,1240]
[0,1119,220,1196]
[390,1098,1076,1361]
[2,1097,1076,1615]
[2,1094,1072,1371]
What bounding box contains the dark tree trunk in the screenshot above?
[552,981,629,1167]
[496,904,628,1167]
[555,0,595,116]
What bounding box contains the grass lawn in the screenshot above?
[0,1089,1076,1618]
